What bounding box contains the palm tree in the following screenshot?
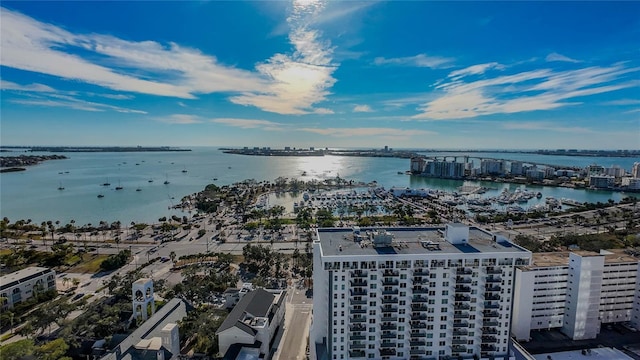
[169,251,177,263]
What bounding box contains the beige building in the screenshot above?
[0,267,56,309]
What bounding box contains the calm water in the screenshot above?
[1,147,637,226]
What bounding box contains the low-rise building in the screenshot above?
[589,175,615,188]
[216,288,286,358]
[621,177,640,190]
[511,250,640,341]
[0,266,56,309]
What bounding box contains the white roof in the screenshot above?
[533,347,633,360]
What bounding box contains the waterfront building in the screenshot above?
[216,288,286,358]
[510,161,523,176]
[632,162,640,178]
[525,168,544,181]
[587,164,605,175]
[424,160,465,179]
[621,177,640,190]
[589,175,615,189]
[390,187,431,197]
[0,266,56,309]
[410,157,427,174]
[555,169,575,177]
[481,160,506,176]
[311,224,531,360]
[543,167,555,179]
[604,165,626,178]
[511,250,640,341]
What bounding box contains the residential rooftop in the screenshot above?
[0,267,54,291]
[526,249,639,269]
[315,225,530,257]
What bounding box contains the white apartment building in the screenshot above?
[632,162,640,179]
[621,177,640,190]
[589,175,615,189]
[481,160,506,176]
[510,161,523,176]
[311,224,531,360]
[511,250,640,341]
[0,267,56,309]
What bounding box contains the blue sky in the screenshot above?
[1,1,639,149]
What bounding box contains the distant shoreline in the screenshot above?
[0,146,191,153]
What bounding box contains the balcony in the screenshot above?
[349,350,365,358]
[350,289,367,296]
[410,340,426,346]
[381,316,398,322]
[350,280,368,287]
[382,278,399,286]
[481,327,498,334]
[410,349,425,355]
[455,303,470,310]
[457,268,472,275]
[455,295,471,302]
[382,289,399,295]
[485,267,502,275]
[350,299,367,305]
[456,276,472,283]
[455,286,471,293]
[351,308,367,314]
[413,296,428,303]
[483,320,499,327]
[453,322,469,328]
[410,322,427,329]
[483,294,500,301]
[381,332,397,339]
[350,324,366,331]
[414,269,429,276]
[452,345,467,353]
[452,339,467,345]
[411,314,427,321]
[351,335,366,340]
[454,312,470,319]
[485,285,502,292]
[382,297,398,304]
[482,336,498,343]
[351,317,367,323]
[410,332,427,338]
[413,277,428,285]
[481,344,497,352]
[350,343,366,349]
[381,323,397,330]
[453,329,468,336]
[351,271,368,278]
[380,343,396,349]
[380,348,396,356]
[412,287,429,294]
[381,306,398,313]
[486,276,502,283]
[383,270,399,277]
[484,302,500,309]
[483,311,499,318]
[411,304,429,311]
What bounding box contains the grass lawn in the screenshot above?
[0,249,12,256]
[67,254,109,273]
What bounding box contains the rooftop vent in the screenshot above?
[372,230,394,248]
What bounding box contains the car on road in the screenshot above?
[160,257,170,262]
[72,293,85,301]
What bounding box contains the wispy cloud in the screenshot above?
[11,94,147,114]
[501,121,594,133]
[1,80,55,92]
[0,7,267,99]
[374,54,454,69]
[601,99,640,106]
[154,114,203,124]
[546,52,581,63]
[413,63,640,120]
[96,93,134,100]
[298,127,435,137]
[353,104,373,112]
[448,62,504,79]
[211,118,284,130]
[229,1,337,115]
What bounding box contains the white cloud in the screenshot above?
[211,118,284,130]
[96,93,134,100]
[297,127,434,137]
[374,54,454,69]
[229,1,337,115]
[353,104,373,112]
[546,52,581,63]
[0,7,268,99]
[448,62,504,79]
[600,99,640,106]
[413,64,640,120]
[1,80,55,92]
[154,114,203,124]
[11,93,146,113]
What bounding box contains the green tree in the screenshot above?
[0,339,35,360]
[35,338,71,360]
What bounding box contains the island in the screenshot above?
[0,154,68,169]
[220,146,419,159]
[0,146,191,153]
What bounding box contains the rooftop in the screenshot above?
[316,226,529,257]
[527,249,639,269]
[217,289,285,336]
[532,347,634,360]
[0,267,54,291]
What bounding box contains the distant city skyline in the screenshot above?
[1,1,639,149]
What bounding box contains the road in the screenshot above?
[274,282,313,360]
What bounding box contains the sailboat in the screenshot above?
[115,180,123,190]
[102,178,111,186]
[97,194,105,198]
[57,182,65,190]
[181,166,188,173]
[164,174,170,185]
